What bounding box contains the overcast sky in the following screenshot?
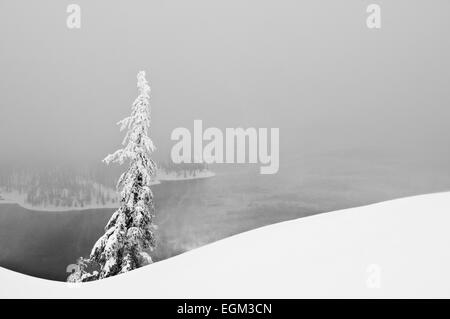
[1,0,449,167]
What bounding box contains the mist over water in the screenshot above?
[1,1,450,168]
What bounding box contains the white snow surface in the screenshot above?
[1,191,450,298]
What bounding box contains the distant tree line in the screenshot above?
[0,167,118,208]
[158,161,209,178]
[0,160,212,208]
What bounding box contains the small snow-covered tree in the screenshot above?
[67,257,98,283]
[89,71,157,279]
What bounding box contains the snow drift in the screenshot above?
[1,192,450,298]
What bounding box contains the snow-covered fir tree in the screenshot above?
[88,70,157,279]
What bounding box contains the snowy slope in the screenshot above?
[1,192,450,298]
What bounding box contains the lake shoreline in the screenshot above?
[0,170,215,213]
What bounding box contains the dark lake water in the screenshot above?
[1,150,449,281]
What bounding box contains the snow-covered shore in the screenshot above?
[0,189,121,212]
[1,191,450,298]
[155,169,216,181]
[0,170,215,212]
